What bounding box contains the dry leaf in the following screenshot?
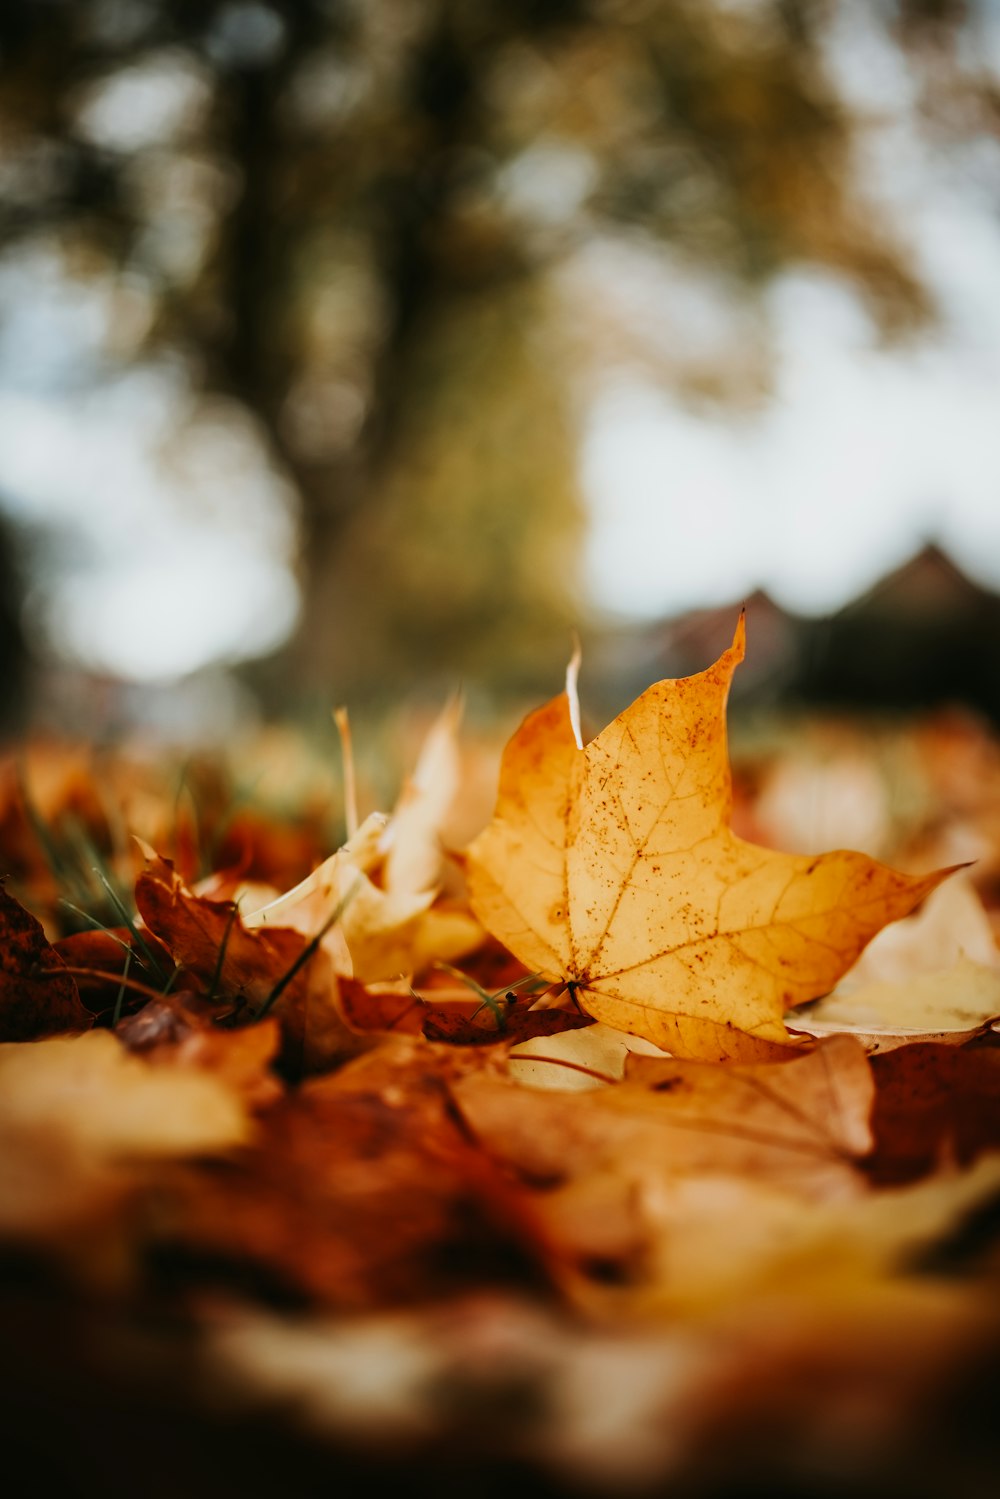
[868,1041,1000,1184]
[0,1028,251,1155]
[244,811,479,983]
[833,872,1000,992]
[119,998,285,1112]
[151,1035,530,1310]
[225,706,486,987]
[508,1021,671,1091]
[0,1030,251,1237]
[467,615,952,1060]
[0,884,91,1040]
[789,956,1000,1052]
[534,1153,1000,1319]
[452,1035,875,1202]
[422,996,593,1048]
[380,692,463,895]
[134,847,356,1073]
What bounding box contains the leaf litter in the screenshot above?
[1,623,1000,1496]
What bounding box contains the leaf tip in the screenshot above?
[733,607,747,661]
[132,835,161,867]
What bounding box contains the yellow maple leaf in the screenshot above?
[466,615,954,1060]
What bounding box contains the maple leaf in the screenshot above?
[466,615,955,1060]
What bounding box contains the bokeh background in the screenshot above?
[2,0,1000,749]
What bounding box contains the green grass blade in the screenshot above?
[254,875,363,1021]
[433,963,543,1029]
[112,947,132,1028]
[206,899,240,1004]
[90,867,169,984]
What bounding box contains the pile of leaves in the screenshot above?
[3,619,1000,1499]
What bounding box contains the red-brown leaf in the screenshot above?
[0,884,91,1040]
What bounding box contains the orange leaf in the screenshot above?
[134,848,356,1074]
[467,616,955,1060]
[153,1035,531,1310]
[453,1034,874,1201]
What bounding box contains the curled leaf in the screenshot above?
[789,956,1000,1053]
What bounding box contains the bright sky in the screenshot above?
[2,12,1000,681]
[0,250,299,682]
[580,6,1000,622]
[580,253,1000,621]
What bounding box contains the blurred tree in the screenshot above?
[0,0,991,708]
[0,508,27,736]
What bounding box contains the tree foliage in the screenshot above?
[0,0,995,701]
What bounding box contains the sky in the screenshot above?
[0,248,299,682]
[2,6,1000,684]
[579,5,1000,623]
[580,245,1000,621]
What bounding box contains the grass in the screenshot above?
[432,964,546,1031]
[253,874,364,1021]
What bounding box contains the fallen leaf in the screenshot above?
[0,1029,251,1239]
[335,973,592,1051]
[150,1035,534,1310]
[134,847,357,1073]
[336,977,427,1034]
[868,1040,1000,1184]
[531,1153,1000,1319]
[244,812,479,983]
[51,925,142,974]
[789,955,1000,1052]
[833,872,1000,992]
[422,997,593,1048]
[0,1029,252,1157]
[0,884,91,1040]
[508,1020,672,1091]
[119,998,285,1112]
[467,616,952,1059]
[638,1153,1000,1312]
[380,692,463,895]
[452,1035,875,1201]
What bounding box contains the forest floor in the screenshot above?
[2,674,1000,1499]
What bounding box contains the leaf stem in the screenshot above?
[39,966,173,1007]
[509,1053,618,1086]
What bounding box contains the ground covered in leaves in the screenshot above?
[3,635,1000,1498]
